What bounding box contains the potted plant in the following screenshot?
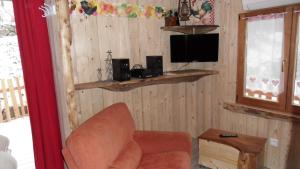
[163,10,179,26]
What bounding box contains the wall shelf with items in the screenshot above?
[161,25,219,34]
[75,69,218,92]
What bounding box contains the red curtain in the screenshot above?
[12,0,64,169]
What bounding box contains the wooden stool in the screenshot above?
[199,128,267,169]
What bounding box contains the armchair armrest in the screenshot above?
[133,131,192,156]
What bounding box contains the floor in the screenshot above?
[0,117,35,169]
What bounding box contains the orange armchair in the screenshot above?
[62,103,192,169]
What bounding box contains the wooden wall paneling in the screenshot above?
[157,0,174,132]
[158,0,181,132]
[110,17,131,59]
[71,16,103,123]
[214,1,298,168]
[128,18,141,66]
[160,26,172,71]
[110,17,133,112]
[286,123,300,169]
[138,19,163,65]
[102,90,115,108]
[210,74,220,129]
[200,62,213,133]
[171,83,187,131]
[96,16,111,81]
[159,0,173,72]
[81,18,104,122]
[266,119,281,168]
[130,88,144,130]
[216,0,231,131]
[186,82,198,136]
[278,121,292,169]
[138,0,163,131]
[156,84,173,131]
[257,117,269,138]
[203,76,213,131]
[196,79,205,135]
[213,1,294,168]
[208,0,221,128]
[217,0,248,136]
[96,16,114,109]
[127,16,145,130]
[105,16,131,113]
[48,0,300,168]
[142,85,159,130]
[246,115,259,136]
[213,0,249,159]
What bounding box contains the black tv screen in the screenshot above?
[170,34,219,63]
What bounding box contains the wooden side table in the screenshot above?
[199,128,267,169]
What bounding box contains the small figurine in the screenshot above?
[105,50,113,81]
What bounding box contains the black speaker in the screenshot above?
[146,56,163,76]
[112,59,130,81]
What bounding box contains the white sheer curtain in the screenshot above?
[244,13,285,102]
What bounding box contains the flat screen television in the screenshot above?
[170,34,219,63]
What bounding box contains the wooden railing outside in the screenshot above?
[0,77,28,123]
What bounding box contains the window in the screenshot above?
[237,5,300,113]
[287,6,300,113]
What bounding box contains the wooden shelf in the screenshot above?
[224,102,300,123]
[161,25,219,34]
[75,69,218,92]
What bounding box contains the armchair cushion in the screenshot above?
[62,148,79,169]
[110,140,142,169]
[138,151,191,169]
[64,103,136,169]
[133,131,192,157]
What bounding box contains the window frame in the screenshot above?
[287,6,300,113]
[236,6,295,112]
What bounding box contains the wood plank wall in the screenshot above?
[69,0,215,137]
[47,0,300,168]
[214,1,298,169]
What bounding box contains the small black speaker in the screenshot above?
[112,59,130,81]
[146,56,163,76]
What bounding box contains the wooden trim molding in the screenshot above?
[224,102,300,123]
[56,0,79,130]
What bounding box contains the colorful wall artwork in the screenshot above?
[69,0,166,19]
[184,0,215,25]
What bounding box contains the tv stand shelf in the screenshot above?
[161,25,219,34]
[74,69,218,92]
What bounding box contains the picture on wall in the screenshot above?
[184,0,215,25]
